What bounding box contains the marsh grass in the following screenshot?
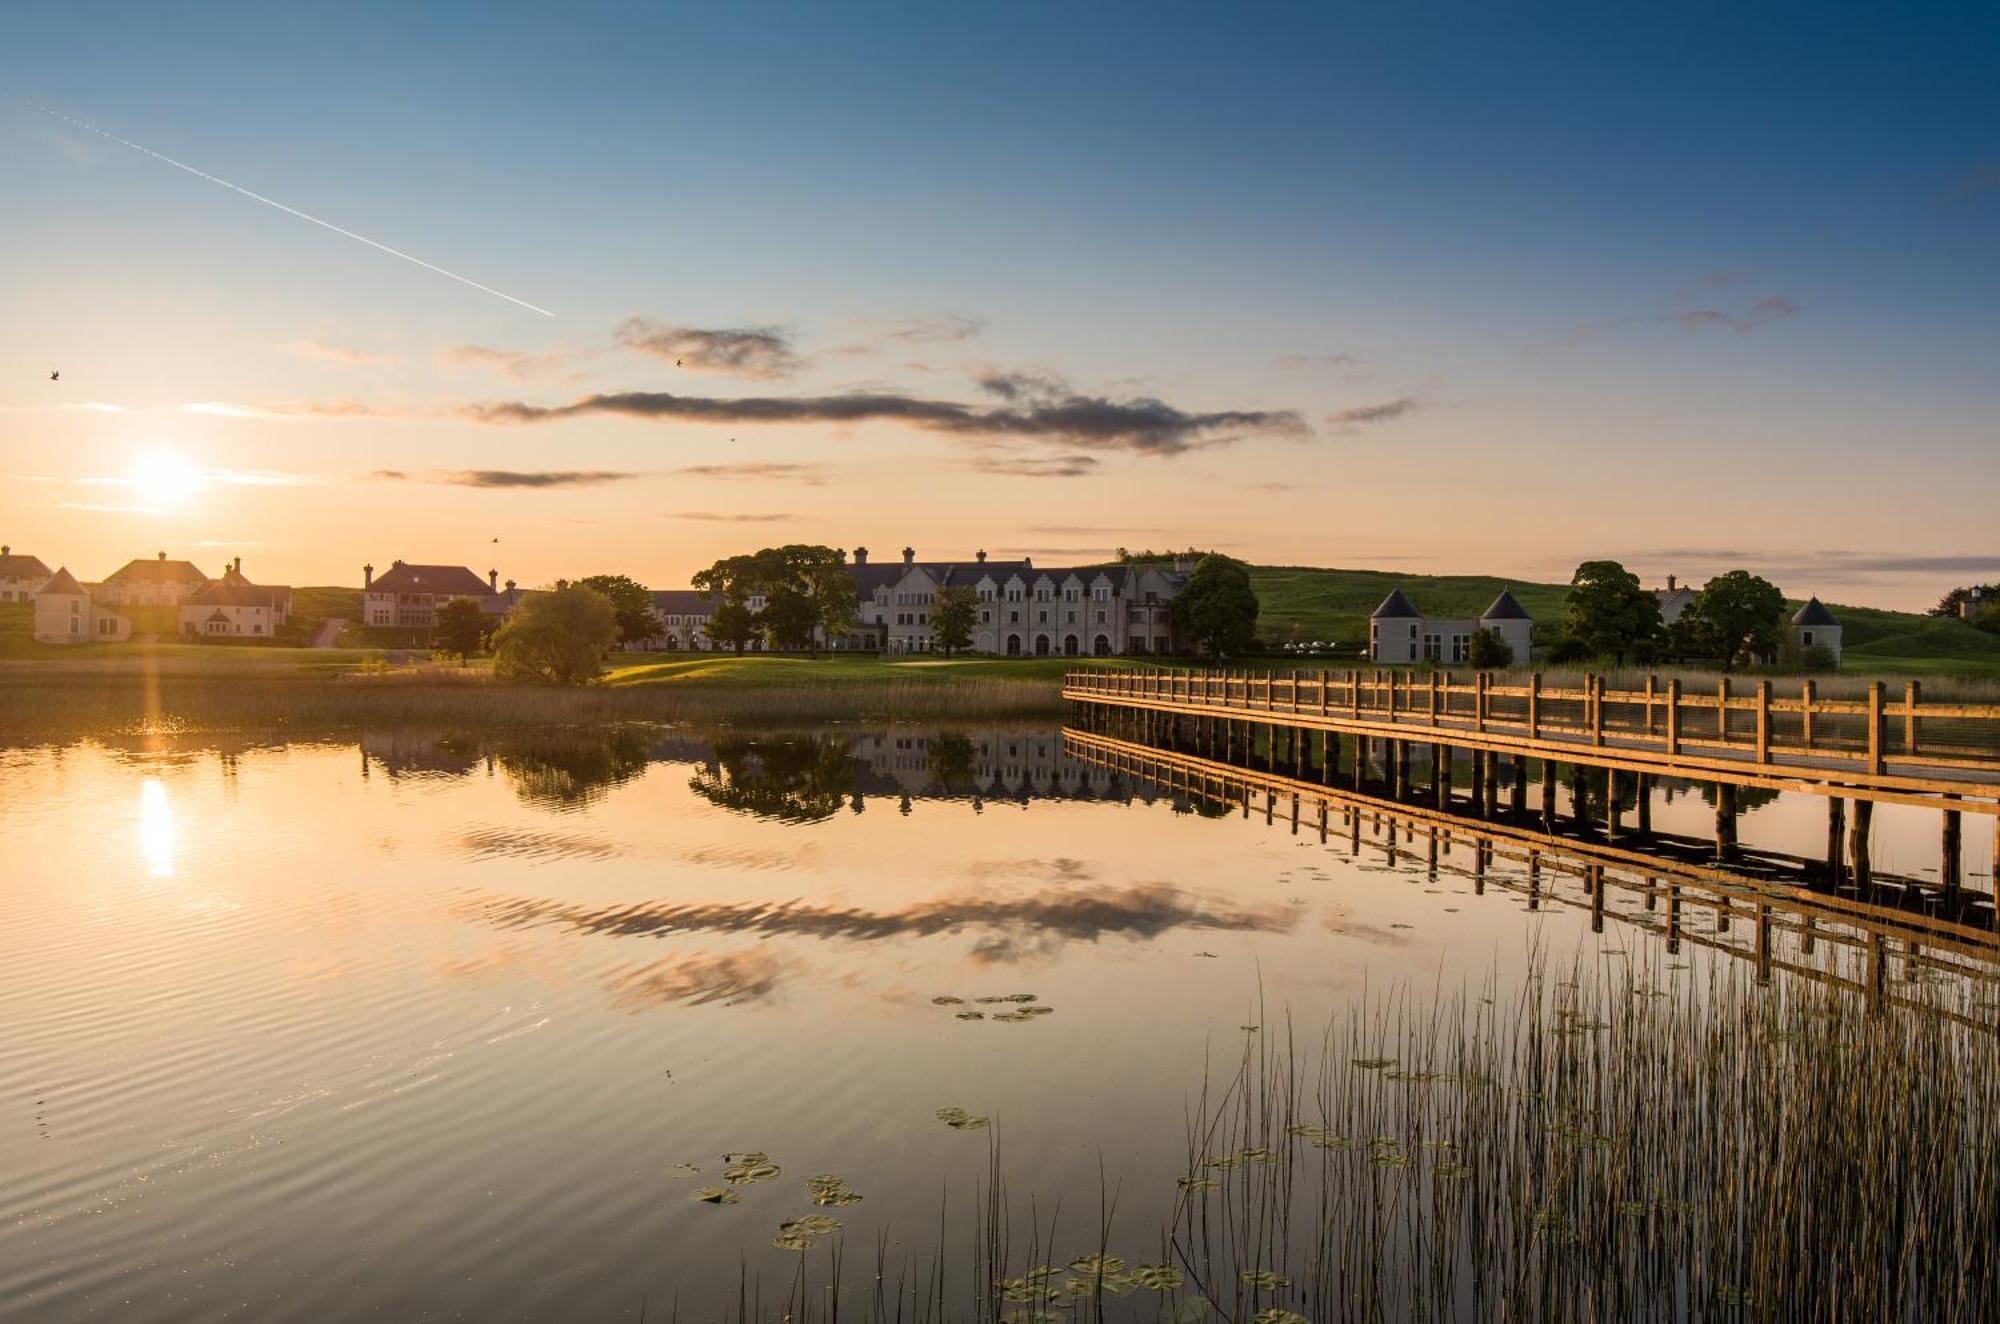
[708,954,1998,1322]
[0,666,1066,739]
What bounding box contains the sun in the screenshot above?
[130,450,208,509]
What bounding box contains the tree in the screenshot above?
[1675,571,1786,672]
[1172,556,1259,658]
[492,583,618,684]
[704,596,758,654]
[578,574,663,648]
[1466,627,1514,670]
[932,585,977,655]
[1563,560,1663,665]
[693,545,857,654]
[433,596,491,661]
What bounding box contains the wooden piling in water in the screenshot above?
[1606,768,1622,842]
[1851,799,1874,893]
[1715,783,1738,863]
[1826,797,1845,892]
[1635,773,1652,837]
[1942,798,1962,903]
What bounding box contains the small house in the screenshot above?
[33,567,132,643]
[0,546,52,602]
[178,558,293,639]
[363,560,502,629]
[1368,588,1533,665]
[1791,598,1842,666]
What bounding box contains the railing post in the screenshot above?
[1590,675,1604,746]
[1429,671,1439,726]
[1350,669,1360,718]
[1644,674,1657,736]
[1716,677,1730,747]
[1528,673,1541,739]
[1319,668,1329,716]
[1665,678,1681,755]
[1476,671,1488,733]
[1905,680,1920,758]
[1387,669,1398,722]
[1755,679,1770,765]
[1868,681,1886,774]
[1801,679,1814,750]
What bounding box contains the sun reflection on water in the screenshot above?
[140,777,176,877]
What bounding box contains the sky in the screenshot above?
[1,0,1996,609]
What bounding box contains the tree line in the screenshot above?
[1552,560,1816,673]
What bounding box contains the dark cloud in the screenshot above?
[463,387,1304,457]
[672,461,828,485]
[1640,549,2000,578]
[669,511,798,523]
[975,368,1072,402]
[1544,292,1804,351]
[616,316,802,379]
[373,469,639,488]
[1326,396,1423,428]
[886,314,986,343]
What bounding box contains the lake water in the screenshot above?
[3,724,1994,1321]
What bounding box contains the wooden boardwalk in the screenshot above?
[1063,727,1999,1029]
[1065,667,2000,893]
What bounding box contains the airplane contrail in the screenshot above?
[31,100,554,318]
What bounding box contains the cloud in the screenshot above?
[1637,548,2000,579]
[669,511,798,523]
[212,468,323,487]
[179,398,381,419]
[975,368,1073,402]
[1665,296,1801,334]
[616,317,802,380]
[439,343,570,380]
[283,340,381,366]
[372,469,639,488]
[886,314,986,344]
[671,461,828,485]
[54,501,152,513]
[1278,352,1364,370]
[1023,524,1174,535]
[1326,396,1423,429]
[461,387,1305,457]
[969,454,1101,478]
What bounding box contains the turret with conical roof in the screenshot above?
[1789,597,1842,668]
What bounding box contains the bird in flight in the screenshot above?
[676,359,683,367]
[49,370,59,381]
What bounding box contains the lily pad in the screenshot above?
[722,1151,781,1184]
[937,1106,990,1130]
[692,1186,739,1205]
[805,1173,863,1206]
[1129,1263,1184,1290]
[956,1010,987,1021]
[1177,1174,1220,1192]
[1253,1311,1310,1324]
[932,995,966,1005]
[1239,1268,1290,1290]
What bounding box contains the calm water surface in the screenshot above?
[1,724,1990,1321]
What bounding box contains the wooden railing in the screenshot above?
[1064,668,2000,789]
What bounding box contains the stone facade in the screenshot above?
[840,546,1188,656]
[177,559,292,639]
[362,560,505,629]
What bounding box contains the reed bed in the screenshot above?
[716,953,1998,1323]
[0,668,1066,740]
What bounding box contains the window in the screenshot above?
[1063,588,1078,603]
[1037,610,1048,624]
[1092,586,1110,601]
[1009,610,1020,624]
[1803,631,1814,647]
[1066,611,1076,624]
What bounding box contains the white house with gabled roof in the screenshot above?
[0,546,52,603]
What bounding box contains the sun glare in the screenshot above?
[130,450,208,509]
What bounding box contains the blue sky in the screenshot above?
[2,1,1995,605]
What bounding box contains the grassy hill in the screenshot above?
[1238,564,2000,679]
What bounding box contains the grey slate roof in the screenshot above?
[650,589,716,615]
[1479,590,1532,621]
[1371,589,1421,619]
[38,566,86,596]
[1791,597,1839,627]
[0,551,50,579]
[104,556,208,586]
[186,566,290,610]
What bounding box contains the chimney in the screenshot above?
[902,546,915,567]
[505,579,516,593]
[233,556,242,575]
[1174,555,1193,574]
[2,546,8,556]
[364,563,374,589]
[158,550,167,561]
[976,549,987,563]
[1667,574,1676,593]
[853,546,868,565]
[488,569,498,592]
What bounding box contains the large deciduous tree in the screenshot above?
[577,574,663,648]
[492,583,618,684]
[1466,627,1515,670]
[693,545,857,654]
[1675,570,1787,672]
[1172,556,1260,658]
[931,585,977,655]
[1563,560,1663,665]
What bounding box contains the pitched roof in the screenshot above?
[1479,590,1531,621]
[846,558,1035,598]
[650,589,715,614]
[104,556,208,585]
[186,566,290,609]
[0,551,50,579]
[369,562,492,596]
[1791,597,1839,627]
[38,566,86,596]
[1371,589,1421,619]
